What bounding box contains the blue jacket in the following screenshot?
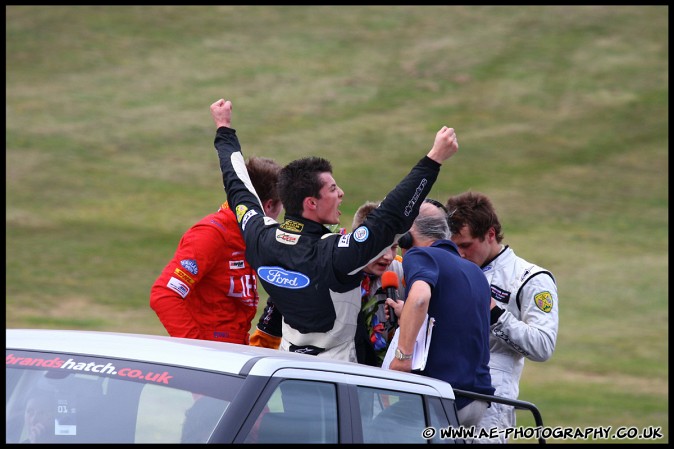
[403,239,495,409]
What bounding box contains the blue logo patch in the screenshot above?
[180,259,198,276]
[257,266,310,289]
[353,226,369,242]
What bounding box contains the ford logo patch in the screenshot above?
[257,266,310,289]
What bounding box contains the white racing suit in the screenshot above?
[476,245,558,443]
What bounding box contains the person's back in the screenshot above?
[210,98,460,362]
[150,156,283,344]
[406,242,493,401]
[388,209,494,428]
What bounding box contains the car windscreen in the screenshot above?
[6,349,244,443]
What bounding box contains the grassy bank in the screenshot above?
[6,5,668,443]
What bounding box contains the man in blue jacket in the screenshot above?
[388,204,494,428]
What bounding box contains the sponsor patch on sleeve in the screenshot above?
[241,209,258,230]
[235,205,248,223]
[353,226,369,242]
[179,259,198,276]
[173,268,195,285]
[337,233,351,247]
[534,291,553,313]
[167,277,190,298]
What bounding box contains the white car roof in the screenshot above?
[6,329,456,400]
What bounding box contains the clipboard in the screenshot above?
[381,315,435,371]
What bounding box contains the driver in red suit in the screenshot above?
[150,157,283,345]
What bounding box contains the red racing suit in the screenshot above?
[150,202,259,344]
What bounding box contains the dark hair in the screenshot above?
[398,232,413,250]
[445,191,503,243]
[278,157,333,216]
[246,157,282,203]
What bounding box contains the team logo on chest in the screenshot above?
[490,285,511,304]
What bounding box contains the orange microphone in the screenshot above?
[381,271,400,326]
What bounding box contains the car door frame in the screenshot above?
[228,367,460,444]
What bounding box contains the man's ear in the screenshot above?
[486,227,496,242]
[303,197,317,211]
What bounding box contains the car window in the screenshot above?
[243,379,338,443]
[357,386,427,444]
[6,349,239,444]
[427,396,454,443]
[135,384,230,443]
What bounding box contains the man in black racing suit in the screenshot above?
[210,98,460,362]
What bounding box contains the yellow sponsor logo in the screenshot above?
[236,205,248,223]
[534,291,553,313]
[280,219,304,232]
[174,268,195,285]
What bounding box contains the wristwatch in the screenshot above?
[394,347,413,361]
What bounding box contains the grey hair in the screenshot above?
[414,213,451,241]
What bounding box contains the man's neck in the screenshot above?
[487,244,505,263]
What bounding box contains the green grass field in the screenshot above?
[6,5,668,443]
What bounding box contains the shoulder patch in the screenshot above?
[337,233,351,247]
[167,277,190,298]
[353,226,369,242]
[174,268,195,285]
[534,291,553,313]
[235,205,248,223]
[180,259,198,276]
[240,209,258,230]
